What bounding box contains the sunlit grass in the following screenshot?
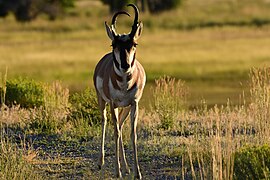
[1,66,270,178]
[0,127,41,179]
[1,26,270,105]
[1,0,270,106]
[1,0,270,178]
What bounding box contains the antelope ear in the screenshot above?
[133,22,143,41]
[105,22,114,41]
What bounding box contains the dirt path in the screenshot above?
[26,134,182,179]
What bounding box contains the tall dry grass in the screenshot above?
[178,67,270,179]
[142,67,270,179]
[0,127,41,180]
[0,68,7,106]
[249,67,270,144]
[151,76,188,129]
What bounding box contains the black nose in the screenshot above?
[121,63,130,70]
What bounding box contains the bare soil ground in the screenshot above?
[20,133,182,179]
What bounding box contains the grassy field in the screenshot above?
[1,0,270,179]
[1,67,270,179]
[1,0,270,107]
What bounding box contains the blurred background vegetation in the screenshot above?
[0,0,75,22]
[0,0,181,22]
[1,1,270,178]
[0,0,270,108]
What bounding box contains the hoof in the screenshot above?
[116,173,122,179]
[125,169,131,174]
[134,173,142,179]
[122,168,130,175]
[98,164,102,170]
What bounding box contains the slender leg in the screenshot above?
[98,96,107,169]
[110,103,122,178]
[130,101,142,179]
[119,107,131,175]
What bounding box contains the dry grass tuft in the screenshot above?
[249,67,270,144]
[0,129,41,179]
[151,76,188,129]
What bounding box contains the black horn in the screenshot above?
[112,11,130,26]
[111,11,130,36]
[127,4,139,38]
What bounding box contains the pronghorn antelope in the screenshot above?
[93,4,145,179]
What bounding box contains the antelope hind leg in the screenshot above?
[98,97,107,169]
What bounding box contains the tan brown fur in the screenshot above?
[93,4,145,179]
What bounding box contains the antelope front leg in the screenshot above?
[119,107,131,175]
[130,101,142,179]
[98,97,107,169]
[110,103,122,178]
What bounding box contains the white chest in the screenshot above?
[109,78,138,107]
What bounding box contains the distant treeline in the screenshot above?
[101,0,181,13]
[0,0,181,22]
[0,0,74,22]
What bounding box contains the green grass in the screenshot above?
[0,127,41,179]
[1,0,270,107]
[1,1,270,178]
[1,67,270,179]
[143,0,270,29]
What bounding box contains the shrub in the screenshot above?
[4,78,44,108]
[234,144,270,179]
[69,88,100,126]
[147,0,182,13]
[28,81,70,134]
[151,76,188,129]
[0,0,75,22]
[60,0,75,9]
[1,78,70,134]
[100,0,135,13]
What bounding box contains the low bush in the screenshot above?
[234,144,270,180]
[100,0,135,12]
[69,88,100,126]
[4,78,44,108]
[151,76,188,130]
[28,82,70,134]
[147,0,182,13]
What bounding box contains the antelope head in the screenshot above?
[105,4,143,73]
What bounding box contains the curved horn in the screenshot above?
[127,4,139,38]
[111,11,130,26]
[111,11,130,36]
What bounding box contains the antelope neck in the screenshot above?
[112,51,136,73]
